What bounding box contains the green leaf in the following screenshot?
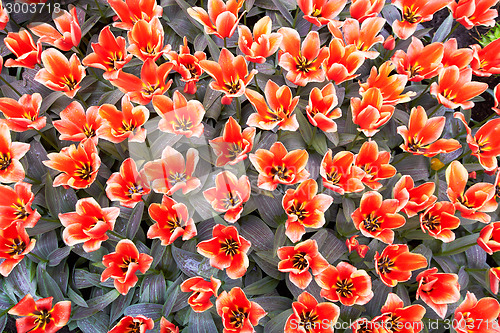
[432,13,454,43]
[124,303,163,322]
[126,201,144,239]
[140,274,167,304]
[44,172,78,218]
[171,245,218,278]
[188,310,218,333]
[296,108,314,143]
[67,287,88,308]
[239,215,274,251]
[439,234,479,256]
[72,290,121,320]
[244,277,280,296]
[264,309,293,333]
[77,312,109,333]
[37,266,64,302]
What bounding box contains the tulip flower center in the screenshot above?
[120,257,138,271]
[311,8,322,17]
[298,310,320,331]
[33,309,52,329]
[292,252,309,271]
[143,83,160,95]
[168,172,187,185]
[362,165,377,179]
[288,201,308,221]
[377,256,395,274]
[362,213,381,232]
[496,185,500,198]
[221,238,240,256]
[12,201,29,219]
[295,55,313,73]
[336,279,354,298]
[271,164,292,181]
[229,308,248,328]
[185,63,199,77]
[326,169,341,184]
[82,123,96,138]
[225,79,242,94]
[174,115,193,131]
[106,52,124,70]
[75,161,94,180]
[458,195,475,209]
[442,88,457,102]
[7,238,27,255]
[121,120,137,133]
[145,43,157,55]
[386,313,403,332]
[356,322,373,333]
[166,215,181,230]
[422,214,440,231]
[477,137,491,153]
[127,184,144,197]
[128,320,142,333]
[407,136,425,153]
[222,191,241,209]
[22,112,37,121]
[63,75,78,90]
[0,152,12,170]
[227,143,243,159]
[409,64,422,78]
[402,6,422,24]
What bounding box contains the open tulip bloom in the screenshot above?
[3,0,500,331]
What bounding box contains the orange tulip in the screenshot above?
[161,318,179,333]
[59,197,119,252]
[324,38,365,84]
[393,175,437,217]
[282,179,333,243]
[53,101,103,145]
[0,223,36,277]
[152,91,205,138]
[127,17,170,62]
[42,139,101,189]
[108,59,174,105]
[454,112,500,171]
[392,0,452,39]
[374,293,426,333]
[397,106,461,157]
[384,35,396,50]
[34,48,86,98]
[354,140,397,190]
[180,276,221,312]
[489,267,500,294]
[0,93,46,132]
[478,221,500,257]
[493,83,500,115]
[143,146,200,195]
[352,191,406,244]
[297,0,346,26]
[359,61,415,105]
[4,29,41,69]
[454,292,500,333]
[430,66,488,110]
[101,239,153,295]
[346,235,369,258]
[392,37,444,81]
[351,87,395,137]
[109,316,154,333]
[351,318,388,333]
[197,224,251,279]
[209,116,255,166]
[416,268,460,319]
[470,38,500,76]
[216,287,266,333]
[441,38,473,70]
[420,202,460,243]
[277,28,329,86]
[203,171,250,223]
[166,37,206,95]
[238,16,283,64]
[200,48,257,105]
[446,160,497,223]
[249,141,309,191]
[320,149,365,194]
[82,26,133,80]
[277,239,329,289]
[245,80,299,131]
[28,6,81,51]
[350,0,385,22]
[0,182,40,230]
[316,262,374,306]
[108,0,163,30]
[0,2,7,31]
[105,158,150,208]
[98,95,149,143]
[188,0,245,39]
[306,83,342,132]
[147,195,197,245]
[374,244,428,287]
[0,123,30,183]
[450,0,499,29]
[285,291,340,333]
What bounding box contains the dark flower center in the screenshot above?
[292,252,308,270]
[225,79,241,94]
[82,123,96,138]
[221,238,240,256]
[296,55,313,73]
[288,201,308,221]
[0,152,12,170]
[403,6,422,24]
[299,310,320,332]
[168,172,187,185]
[75,162,93,180]
[222,191,241,210]
[336,279,354,298]
[362,213,381,232]
[229,308,247,328]
[422,214,440,231]
[377,256,394,274]
[174,115,193,131]
[8,238,27,255]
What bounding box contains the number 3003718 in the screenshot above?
[4,2,61,14]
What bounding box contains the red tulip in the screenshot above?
[420,202,460,243]
[320,150,365,195]
[416,267,460,318]
[0,123,30,183]
[316,262,373,306]
[284,291,340,333]
[152,91,205,138]
[375,244,428,287]
[489,267,500,294]
[59,197,119,252]
[4,29,41,69]
[166,37,206,94]
[108,0,163,30]
[297,0,346,26]
[351,318,387,333]
[28,5,81,51]
[101,239,153,295]
[0,2,7,30]
[249,141,309,191]
[53,102,102,145]
[493,83,500,115]
[0,223,36,277]
[160,318,179,333]
[453,292,500,333]
[346,235,369,258]
[127,17,170,62]
[374,293,426,333]
[143,146,200,195]
[8,294,71,333]
[354,140,396,190]
[106,158,150,208]
[392,37,444,81]
[245,80,300,131]
[203,171,250,223]
[450,0,499,29]
[477,221,500,255]
[180,276,221,312]
[209,116,255,167]
[197,224,251,279]
[238,16,283,63]
[43,139,101,189]
[188,0,245,39]
[147,195,197,245]
[277,239,329,289]
[277,28,329,86]
[393,175,437,217]
[216,287,267,333]
[108,316,154,333]
[397,106,461,157]
[282,179,333,243]
[350,0,385,22]
[0,182,40,230]
[441,38,473,70]
[324,38,365,84]
[0,93,46,132]
[306,83,342,133]
[470,38,500,76]
[351,88,395,137]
